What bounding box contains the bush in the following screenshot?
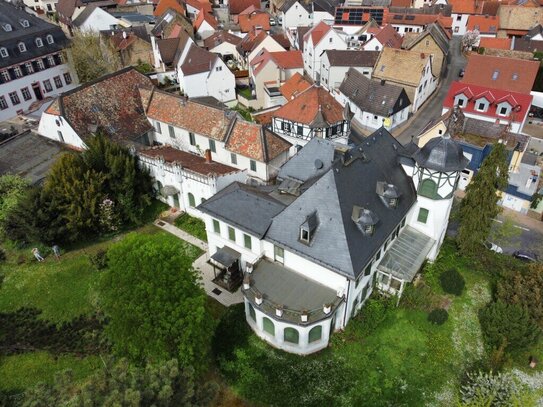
[89,250,108,270]
[439,268,465,296]
[460,370,518,407]
[479,301,540,353]
[358,296,394,335]
[428,308,448,325]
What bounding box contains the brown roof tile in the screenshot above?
[279,72,312,99]
[467,14,499,33]
[225,119,291,161]
[180,44,217,75]
[239,10,270,32]
[145,90,231,141]
[139,146,239,175]
[204,30,242,49]
[479,37,512,50]
[229,0,260,14]
[154,0,186,17]
[272,86,345,127]
[324,50,380,67]
[461,53,539,93]
[56,68,154,145]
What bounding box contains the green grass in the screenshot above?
[236,87,253,99]
[174,213,208,242]
[0,352,102,392]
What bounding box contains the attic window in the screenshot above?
[351,206,379,236]
[20,19,30,28]
[35,38,43,47]
[46,34,54,44]
[491,70,499,80]
[512,73,518,80]
[0,48,7,58]
[18,42,26,53]
[376,181,401,208]
[2,24,12,32]
[299,211,318,245]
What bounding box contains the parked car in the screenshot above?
[459,68,465,77]
[269,16,276,26]
[513,250,538,262]
[484,241,503,253]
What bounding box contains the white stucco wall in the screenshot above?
[282,2,311,29]
[452,14,470,36]
[38,111,85,149]
[77,8,119,32]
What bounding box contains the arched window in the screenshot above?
[188,193,195,207]
[18,42,26,53]
[284,327,299,344]
[263,317,275,336]
[46,34,54,44]
[419,178,439,199]
[248,304,256,321]
[0,47,8,58]
[308,325,322,343]
[35,37,43,47]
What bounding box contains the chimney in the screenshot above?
[204,149,212,163]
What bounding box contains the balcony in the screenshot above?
[243,259,344,325]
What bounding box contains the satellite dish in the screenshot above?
[314,159,323,169]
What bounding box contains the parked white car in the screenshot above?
[484,241,503,253]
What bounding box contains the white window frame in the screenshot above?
[46,34,54,44]
[0,47,7,58]
[35,37,43,47]
[18,42,27,53]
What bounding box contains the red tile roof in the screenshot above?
[444,80,533,122]
[154,0,185,17]
[304,21,331,47]
[229,0,260,15]
[273,86,345,127]
[144,89,232,140]
[250,49,303,76]
[467,15,499,33]
[239,10,270,32]
[237,29,268,53]
[461,53,539,93]
[390,0,412,7]
[194,9,219,30]
[478,37,512,50]
[279,73,312,100]
[52,68,154,144]
[139,146,239,176]
[373,24,403,48]
[225,119,291,161]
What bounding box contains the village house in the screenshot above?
[337,68,411,131]
[448,0,499,36]
[0,2,78,121]
[360,24,403,51]
[513,24,543,53]
[320,50,379,91]
[333,6,388,33]
[178,44,236,104]
[204,31,243,65]
[401,23,450,78]
[279,0,336,30]
[497,5,543,38]
[236,29,286,70]
[466,14,499,44]
[248,49,304,109]
[442,81,533,134]
[70,5,120,32]
[197,127,467,354]
[55,0,117,36]
[372,47,436,112]
[238,9,271,33]
[153,31,193,84]
[229,0,261,23]
[194,9,219,40]
[303,21,348,82]
[154,0,187,19]
[270,85,351,148]
[479,37,512,51]
[102,27,154,68]
[385,12,452,35]
[460,54,540,94]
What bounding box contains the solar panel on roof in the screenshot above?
[393,15,403,20]
[405,15,415,20]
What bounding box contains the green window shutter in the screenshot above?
[250,159,256,171]
[249,304,256,321]
[417,208,429,224]
[228,227,235,241]
[419,179,439,199]
[284,327,299,344]
[189,132,195,145]
[244,234,252,250]
[213,219,220,234]
[209,139,216,152]
[188,193,195,207]
[263,317,275,335]
[308,325,322,343]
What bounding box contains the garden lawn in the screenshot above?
[174,213,208,242]
[0,353,102,392]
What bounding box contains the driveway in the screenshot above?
[395,36,466,145]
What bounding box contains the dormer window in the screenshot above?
[2,24,12,32]
[35,38,43,47]
[299,211,319,245]
[376,181,401,208]
[497,102,511,117]
[46,35,54,44]
[18,42,26,53]
[0,48,7,58]
[352,206,379,236]
[19,19,30,28]
[454,94,467,108]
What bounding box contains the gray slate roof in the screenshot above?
[324,50,380,67]
[266,128,417,279]
[0,2,70,70]
[197,182,286,238]
[339,68,411,116]
[278,137,336,183]
[413,134,469,172]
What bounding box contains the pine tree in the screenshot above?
[457,142,509,254]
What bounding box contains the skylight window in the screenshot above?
[512,73,518,80]
[2,24,12,32]
[19,19,30,28]
[491,70,499,80]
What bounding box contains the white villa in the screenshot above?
[198,127,468,354]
